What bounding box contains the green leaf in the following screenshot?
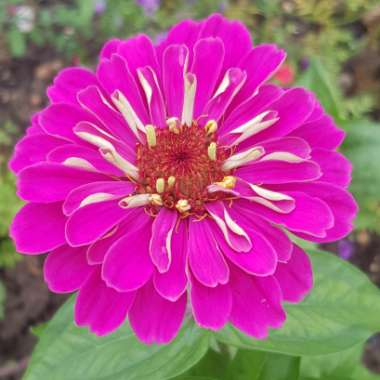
[300,343,380,380]
[296,58,345,121]
[215,250,380,356]
[225,350,300,380]
[0,281,5,320]
[24,297,210,380]
[7,26,26,57]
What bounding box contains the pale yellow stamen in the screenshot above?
[205,120,218,135]
[150,193,163,206]
[146,125,157,148]
[167,176,176,189]
[167,117,180,134]
[215,176,237,189]
[208,142,217,161]
[156,178,165,194]
[176,199,191,213]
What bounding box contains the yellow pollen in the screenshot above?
[150,193,163,206]
[176,199,191,213]
[216,175,237,189]
[156,178,165,193]
[146,125,157,147]
[167,117,180,134]
[167,176,176,189]
[205,120,218,135]
[208,142,217,161]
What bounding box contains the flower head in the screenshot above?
[10,14,357,344]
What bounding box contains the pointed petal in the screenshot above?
[274,244,313,302]
[129,280,187,344]
[10,202,66,254]
[75,267,135,336]
[44,245,92,293]
[102,213,154,291]
[188,217,229,287]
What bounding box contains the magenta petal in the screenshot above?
[100,38,122,59]
[47,67,98,105]
[199,13,252,71]
[150,208,178,273]
[259,136,311,159]
[102,213,154,291]
[229,266,286,338]
[311,149,352,188]
[153,220,188,301]
[65,198,130,247]
[233,44,285,106]
[9,134,66,174]
[191,37,224,117]
[63,180,134,216]
[290,115,345,150]
[129,280,187,344]
[77,85,137,146]
[213,218,277,276]
[17,162,110,202]
[75,267,135,336]
[190,274,232,330]
[236,160,321,184]
[188,217,229,287]
[10,202,66,254]
[117,34,160,80]
[97,54,149,125]
[44,245,92,293]
[162,44,188,118]
[47,144,123,177]
[237,191,334,237]
[275,244,313,303]
[39,103,98,143]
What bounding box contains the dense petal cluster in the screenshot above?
[10,14,357,344]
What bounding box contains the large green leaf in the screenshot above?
[24,297,210,380]
[300,343,380,380]
[215,250,380,356]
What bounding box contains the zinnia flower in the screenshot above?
[10,14,357,344]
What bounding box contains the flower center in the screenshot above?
[136,121,231,216]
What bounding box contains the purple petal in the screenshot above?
[188,217,229,287]
[102,213,154,291]
[75,267,135,336]
[10,202,66,254]
[153,220,188,301]
[44,245,92,293]
[274,244,313,302]
[129,280,187,344]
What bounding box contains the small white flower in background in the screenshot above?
[15,5,35,33]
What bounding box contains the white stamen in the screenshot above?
[111,90,146,138]
[222,147,264,170]
[212,72,231,99]
[100,147,139,180]
[62,157,96,171]
[224,209,250,241]
[146,124,157,147]
[167,117,180,134]
[176,199,191,213]
[181,73,197,126]
[137,69,153,105]
[205,120,218,135]
[208,142,217,161]
[229,111,279,146]
[119,193,161,209]
[79,192,117,208]
[250,184,293,201]
[75,131,115,151]
[156,178,165,193]
[167,176,176,189]
[261,151,304,163]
